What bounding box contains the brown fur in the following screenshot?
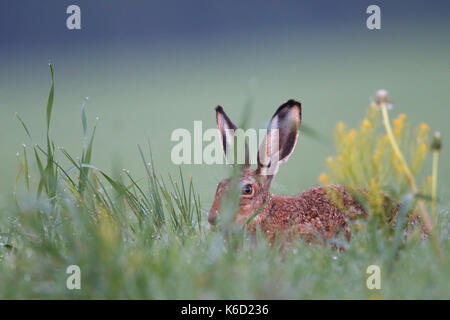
[208,167,368,243]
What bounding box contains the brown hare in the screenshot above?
[208,100,397,244]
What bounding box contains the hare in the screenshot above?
[208,100,396,244]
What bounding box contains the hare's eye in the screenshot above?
[242,184,253,195]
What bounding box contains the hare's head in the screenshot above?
[208,100,302,225]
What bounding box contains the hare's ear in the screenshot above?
[215,106,250,166]
[216,106,238,157]
[257,100,301,175]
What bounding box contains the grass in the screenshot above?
[0,65,449,299]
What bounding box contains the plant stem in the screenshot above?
[431,150,439,223]
[380,103,442,258]
[380,105,415,189]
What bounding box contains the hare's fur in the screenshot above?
[256,185,367,242]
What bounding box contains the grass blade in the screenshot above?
[386,193,414,272]
[46,63,55,133]
[15,113,32,140]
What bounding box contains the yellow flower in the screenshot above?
[319,173,329,185]
[392,153,405,180]
[419,122,429,132]
[393,114,406,136]
[362,119,372,130]
[361,119,372,138]
[324,104,433,203]
[336,122,346,133]
[417,122,430,143]
[346,129,357,142]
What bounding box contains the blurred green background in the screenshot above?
[1,1,449,211]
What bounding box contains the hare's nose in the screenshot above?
[208,210,218,225]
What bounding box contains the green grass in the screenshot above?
[0,64,449,299]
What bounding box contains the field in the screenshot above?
[1,20,449,298]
